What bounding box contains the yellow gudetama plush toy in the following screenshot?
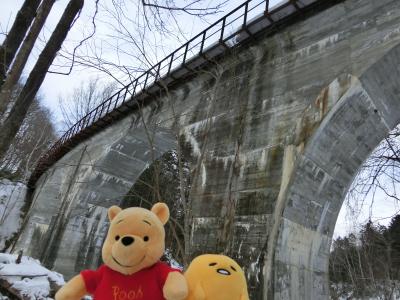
[184,254,249,300]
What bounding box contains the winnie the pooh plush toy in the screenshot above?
[184,254,249,300]
[55,203,188,300]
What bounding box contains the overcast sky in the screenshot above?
[1,0,398,239]
[1,0,269,128]
[1,0,101,128]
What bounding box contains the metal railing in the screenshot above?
[29,0,323,186]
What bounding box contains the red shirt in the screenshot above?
[81,262,180,300]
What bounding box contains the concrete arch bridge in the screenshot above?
[14,0,400,298]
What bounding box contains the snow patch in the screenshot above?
[201,163,207,187]
[248,261,260,283]
[193,217,208,225]
[239,154,247,179]
[258,149,267,169]
[0,253,65,299]
[222,156,233,170]
[0,180,27,250]
[238,223,251,232]
[182,127,201,157]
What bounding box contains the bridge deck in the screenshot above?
[29,0,337,186]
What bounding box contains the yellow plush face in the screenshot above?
[185,254,249,300]
[102,203,169,275]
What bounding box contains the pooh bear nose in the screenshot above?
[121,236,134,246]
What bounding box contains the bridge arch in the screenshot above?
[272,44,400,299]
[15,120,179,277]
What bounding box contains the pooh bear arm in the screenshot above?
[163,271,188,300]
[55,274,87,300]
[154,261,188,300]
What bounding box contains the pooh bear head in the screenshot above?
[101,202,169,275]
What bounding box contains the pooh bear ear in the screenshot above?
[108,205,122,221]
[151,202,170,225]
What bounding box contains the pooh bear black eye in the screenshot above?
[143,236,149,242]
[231,266,237,272]
[115,235,120,241]
[209,262,217,266]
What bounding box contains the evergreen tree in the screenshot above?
[330,214,400,299]
[121,150,190,266]
[387,215,400,279]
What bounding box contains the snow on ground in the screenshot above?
[0,180,27,250]
[163,249,183,270]
[331,282,400,300]
[0,253,64,299]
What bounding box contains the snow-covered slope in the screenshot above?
[0,180,27,250]
[0,253,64,299]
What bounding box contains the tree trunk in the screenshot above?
[0,0,56,119]
[0,0,84,160]
[0,0,41,87]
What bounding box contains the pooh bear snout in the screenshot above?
[110,234,146,269]
[121,236,134,246]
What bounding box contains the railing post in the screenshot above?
[113,91,121,109]
[74,123,80,134]
[76,120,82,132]
[106,98,112,114]
[265,0,270,13]
[168,52,175,74]
[182,43,189,64]
[200,31,207,54]
[93,107,99,122]
[70,126,75,137]
[143,72,150,88]
[115,92,120,107]
[92,110,97,123]
[155,62,161,81]
[81,115,87,129]
[243,2,249,26]
[89,111,94,124]
[66,130,72,141]
[99,103,106,117]
[122,86,129,103]
[133,79,139,96]
[220,17,226,41]
[73,124,78,135]
[76,120,82,131]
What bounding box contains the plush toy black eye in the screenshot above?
[209,262,217,266]
[231,266,237,272]
[115,235,120,241]
[143,236,149,242]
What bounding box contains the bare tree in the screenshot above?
[0,0,56,118]
[58,78,117,130]
[50,0,227,82]
[0,0,41,86]
[0,85,56,180]
[346,126,400,221]
[0,0,84,160]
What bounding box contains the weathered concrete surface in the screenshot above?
[14,0,400,298]
[15,125,176,276]
[274,76,398,299]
